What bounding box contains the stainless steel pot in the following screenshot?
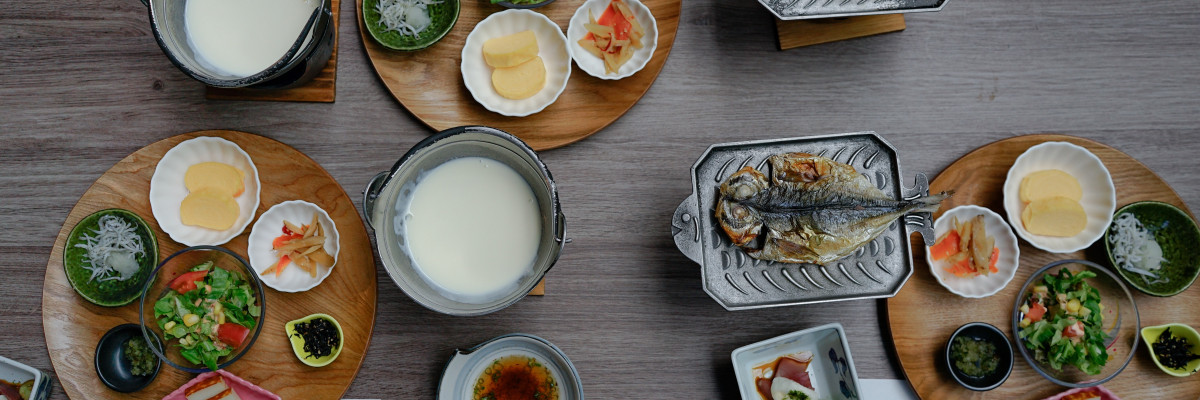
[141,0,334,89]
[362,126,567,316]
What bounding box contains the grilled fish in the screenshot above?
[715,153,949,265]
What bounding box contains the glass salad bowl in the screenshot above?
[1011,259,1139,388]
[139,246,265,373]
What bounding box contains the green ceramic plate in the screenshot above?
[63,209,159,307]
[1105,201,1200,296]
[285,313,344,367]
[363,0,460,51]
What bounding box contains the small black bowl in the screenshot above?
[944,322,1013,391]
[96,323,161,393]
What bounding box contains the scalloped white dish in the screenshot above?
[567,0,658,80]
[461,9,571,117]
[149,137,261,246]
[927,205,1020,298]
[247,200,340,292]
[1003,141,1116,253]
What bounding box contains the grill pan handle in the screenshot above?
[902,172,938,246]
[672,194,704,265]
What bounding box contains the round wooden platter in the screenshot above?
[42,130,377,399]
[885,134,1200,399]
[356,0,681,151]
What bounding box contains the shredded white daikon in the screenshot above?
[376,0,442,37]
[73,214,145,282]
[1108,213,1168,285]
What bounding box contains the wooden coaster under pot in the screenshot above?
[776,14,906,50]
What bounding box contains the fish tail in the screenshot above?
[909,190,952,213]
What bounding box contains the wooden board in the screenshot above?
[42,130,376,399]
[205,0,340,103]
[885,134,1199,399]
[776,14,906,50]
[356,0,681,151]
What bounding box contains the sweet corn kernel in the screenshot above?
[164,321,176,331]
[183,313,200,327]
[1067,299,1081,313]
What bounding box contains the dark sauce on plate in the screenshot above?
[473,355,559,400]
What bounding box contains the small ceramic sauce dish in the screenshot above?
[285,313,344,367]
[95,323,161,393]
[1141,323,1200,377]
[944,322,1012,391]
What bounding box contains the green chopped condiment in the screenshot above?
[951,336,999,378]
[123,336,156,376]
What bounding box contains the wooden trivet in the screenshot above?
[776,14,905,50]
[206,0,340,102]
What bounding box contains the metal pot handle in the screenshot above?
[672,194,704,265]
[902,172,938,246]
[361,171,389,231]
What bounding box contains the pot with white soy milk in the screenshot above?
[142,0,334,89]
[362,126,567,316]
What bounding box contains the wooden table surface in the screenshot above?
[2,0,1198,398]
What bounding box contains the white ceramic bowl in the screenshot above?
[0,355,51,400]
[247,200,340,292]
[926,205,1020,298]
[461,9,571,117]
[1003,141,1116,253]
[566,0,658,80]
[149,137,261,246]
[731,323,861,400]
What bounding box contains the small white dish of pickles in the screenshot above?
[567,0,657,80]
[149,136,261,247]
[461,9,570,117]
[247,200,340,293]
[926,205,1020,299]
[1003,141,1115,253]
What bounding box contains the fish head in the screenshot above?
[716,167,769,248]
[719,166,769,201]
[716,197,763,248]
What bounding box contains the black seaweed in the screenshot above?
[292,318,339,359]
[1153,328,1200,370]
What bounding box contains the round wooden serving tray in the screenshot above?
[42,130,377,399]
[356,0,681,151]
[886,134,1199,399]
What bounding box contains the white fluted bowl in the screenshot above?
[927,205,1020,298]
[566,0,658,80]
[461,9,570,117]
[247,200,340,293]
[1003,141,1116,253]
[149,137,261,246]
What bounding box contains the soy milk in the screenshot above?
[185,0,320,77]
[396,157,541,302]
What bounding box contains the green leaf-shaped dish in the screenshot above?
[363,0,460,51]
[1141,323,1200,377]
[1104,201,1200,297]
[285,313,344,367]
[64,209,159,307]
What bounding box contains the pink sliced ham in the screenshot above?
[774,356,813,390]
